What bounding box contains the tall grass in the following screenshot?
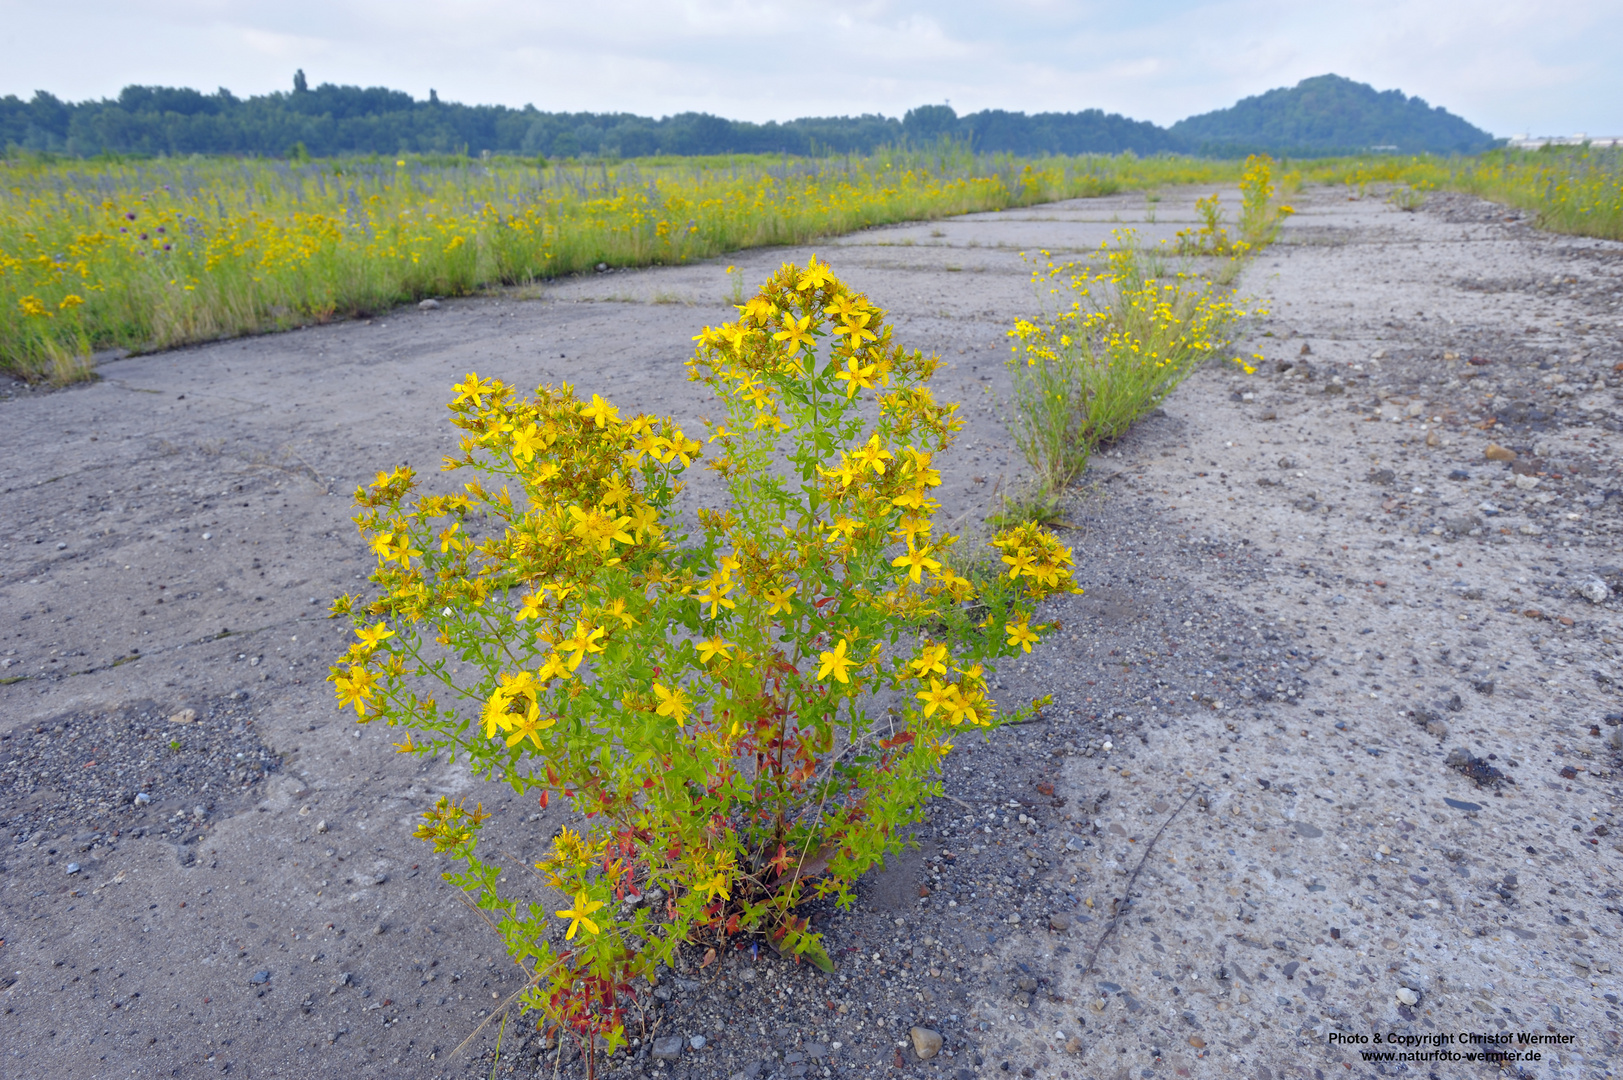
[6,144,1616,382]
[0,147,1250,380]
[1300,147,1623,239]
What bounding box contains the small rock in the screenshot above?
[316,820,328,833]
[250,970,271,985]
[133,792,151,805]
[1299,343,1312,355]
[1395,987,1419,1006]
[1049,913,1072,932]
[651,1036,683,1061]
[418,298,440,309]
[910,1027,944,1060]
[1367,468,1396,486]
[1513,473,1540,490]
[1485,444,1516,462]
[596,262,609,272]
[168,708,197,725]
[1406,401,1425,417]
[690,1035,707,1050]
[1188,1036,1206,1048]
[1579,578,1611,603]
[1006,912,1020,924]
[1425,719,1449,739]
[1277,456,1298,469]
[1322,379,1345,395]
[1447,469,1471,481]
[65,862,80,875]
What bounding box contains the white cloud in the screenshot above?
[0,0,1617,134]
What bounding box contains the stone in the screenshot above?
[1367,468,1396,485]
[1049,913,1072,932]
[690,1035,707,1050]
[1513,473,1540,490]
[910,1027,944,1060]
[1425,718,1449,739]
[1485,444,1516,462]
[651,1036,683,1061]
[1395,987,1419,1006]
[1447,469,1471,481]
[417,298,440,309]
[133,792,151,805]
[1407,400,1425,417]
[249,970,271,985]
[65,862,80,875]
[168,708,197,725]
[1579,578,1611,603]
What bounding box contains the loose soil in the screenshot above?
[2,185,1619,1080]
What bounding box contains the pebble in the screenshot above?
[133,792,151,805]
[910,1027,943,1060]
[418,298,440,309]
[1485,444,1517,462]
[1579,577,1611,603]
[652,1035,683,1061]
[1395,987,1419,1005]
[691,1035,707,1050]
[168,708,197,725]
[65,862,80,875]
[1049,913,1072,932]
[250,970,271,985]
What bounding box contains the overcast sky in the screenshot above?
[5,0,1618,135]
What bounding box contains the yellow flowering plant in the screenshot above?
[329,258,1077,1065]
[1007,234,1251,494]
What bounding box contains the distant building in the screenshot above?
[1506,133,1623,149]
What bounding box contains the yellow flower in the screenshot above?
[909,643,948,679]
[817,638,853,684]
[559,621,606,671]
[333,665,376,717]
[796,255,833,292]
[451,372,496,408]
[653,683,691,726]
[1005,620,1039,653]
[353,621,394,651]
[890,544,941,584]
[696,637,733,665]
[836,310,877,347]
[773,313,816,354]
[854,434,893,476]
[699,871,730,902]
[834,355,878,398]
[556,891,604,940]
[580,393,620,429]
[696,578,736,618]
[915,678,955,718]
[763,584,796,616]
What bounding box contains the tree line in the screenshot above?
[0,72,1495,161]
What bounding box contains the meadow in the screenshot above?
[2,143,1618,382]
[0,147,1244,381]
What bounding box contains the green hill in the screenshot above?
[1169,74,1497,156]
